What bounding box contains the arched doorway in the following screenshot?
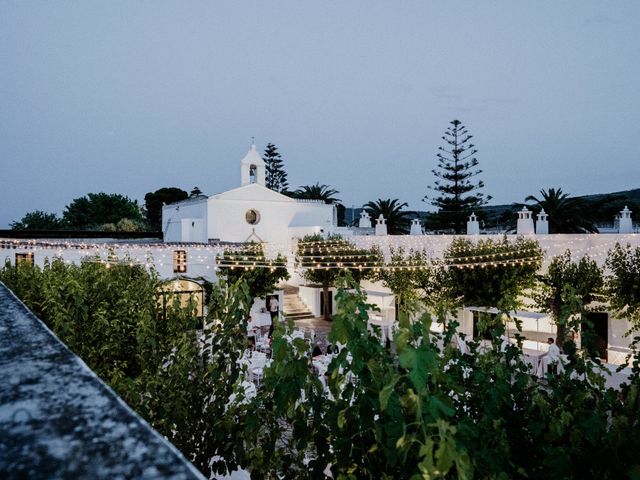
[158,278,205,320]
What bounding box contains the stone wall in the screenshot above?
[0,283,204,479]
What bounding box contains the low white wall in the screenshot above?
[458,309,474,337]
[365,291,396,322]
[0,242,221,282]
[609,315,632,364]
[298,285,337,317]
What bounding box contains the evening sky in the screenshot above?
[1,1,639,227]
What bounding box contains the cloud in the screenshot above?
[431,85,464,101]
[430,84,518,109]
[584,15,618,26]
[479,96,519,106]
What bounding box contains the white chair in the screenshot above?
[250,352,268,385]
[536,354,566,378]
[454,334,470,355]
[499,335,510,353]
[229,380,257,405]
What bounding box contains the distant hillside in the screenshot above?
[345,188,640,228]
[480,187,640,218]
[578,187,640,203]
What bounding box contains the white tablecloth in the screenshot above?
[312,355,333,377]
[249,311,272,328]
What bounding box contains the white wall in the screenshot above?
[162,200,208,243]
[365,291,396,322]
[458,309,474,337]
[207,199,334,244]
[0,242,221,282]
[609,314,632,364]
[180,219,206,243]
[298,285,337,317]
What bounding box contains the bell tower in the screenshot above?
[240,142,266,186]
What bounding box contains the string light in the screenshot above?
[3,234,639,274]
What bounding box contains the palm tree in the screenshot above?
[292,183,341,204]
[364,198,411,234]
[525,188,598,233]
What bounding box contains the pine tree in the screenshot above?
[263,143,289,193]
[425,119,491,233]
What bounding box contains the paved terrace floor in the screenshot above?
[0,283,204,480]
[292,316,333,345]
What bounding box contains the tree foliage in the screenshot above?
[442,236,542,308]
[292,183,340,204]
[2,260,640,478]
[10,210,65,230]
[63,192,146,230]
[525,187,598,233]
[216,243,290,299]
[374,247,434,312]
[0,256,253,477]
[535,251,604,348]
[607,243,640,328]
[364,198,411,234]
[144,187,190,232]
[263,143,289,193]
[296,233,381,320]
[426,120,491,233]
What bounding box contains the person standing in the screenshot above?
[538,337,561,375]
[268,295,279,338]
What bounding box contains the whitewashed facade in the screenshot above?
[2,222,640,366]
[162,144,336,244]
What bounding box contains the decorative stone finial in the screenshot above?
[375,214,387,235]
[358,211,372,229]
[467,212,480,235]
[536,208,549,234]
[619,206,633,234]
[517,207,535,234]
[410,218,423,235]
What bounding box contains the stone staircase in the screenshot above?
[281,285,314,321]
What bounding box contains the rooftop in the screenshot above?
[0,283,204,479]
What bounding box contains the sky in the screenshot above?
[1,1,639,228]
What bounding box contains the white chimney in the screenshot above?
[466,212,480,235]
[410,218,423,235]
[375,214,388,236]
[536,208,549,235]
[517,207,535,235]
[619,206,633,234]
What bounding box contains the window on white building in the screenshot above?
[245,209,261,225]
[15,252,34,266]
[173,250,187,273]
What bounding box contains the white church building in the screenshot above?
[162,144,337,245]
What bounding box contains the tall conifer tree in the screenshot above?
[426,119,491,233]
[263,143,289,193]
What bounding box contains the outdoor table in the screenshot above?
[249,311,272,329]
[521,348,546,374]
[312,354,333,377]
[522,348,567,377]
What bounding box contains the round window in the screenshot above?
[245,209,261,225]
